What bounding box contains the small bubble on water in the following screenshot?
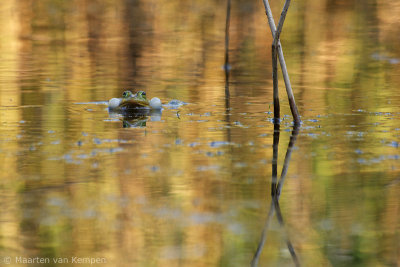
[355,149,363,154]
[93,138,102,145]
[189,142,200,147]
[357,158,367,164]
[150,166,160,172]
[175,139,183,145]
[209,141,230,148]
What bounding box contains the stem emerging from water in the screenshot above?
[224,0,231,99]
[272,44,280,122]
[262,0,301,125]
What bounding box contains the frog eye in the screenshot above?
[123,91,132,98]
[142,91,146,96]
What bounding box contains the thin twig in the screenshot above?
[271,0,291,124]
[261,0,301,124]
[224,0,232,143]
[272,42,280,122]
[273,0,291,48]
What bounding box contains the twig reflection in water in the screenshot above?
[251,123,300,267]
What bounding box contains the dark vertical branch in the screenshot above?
[272,44,280,123]
[224,0,231,100]
[224,0,231,144]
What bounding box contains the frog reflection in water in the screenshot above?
[122,113,149,128]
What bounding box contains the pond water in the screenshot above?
[0,0,399,266]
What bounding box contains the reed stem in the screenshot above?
[262,0,301,124]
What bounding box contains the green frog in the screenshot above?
[108,90,161,111]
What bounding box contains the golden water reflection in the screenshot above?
[0,0,400,266]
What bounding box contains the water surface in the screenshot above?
[0,0,399,266]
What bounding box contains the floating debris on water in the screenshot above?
[164,99,188,109]
[209,141,231,148]
[233,121,244,127]
[389,141,399,148]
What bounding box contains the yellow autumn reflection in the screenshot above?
[0,0,399,266]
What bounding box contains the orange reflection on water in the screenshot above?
[0,0,399,266]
